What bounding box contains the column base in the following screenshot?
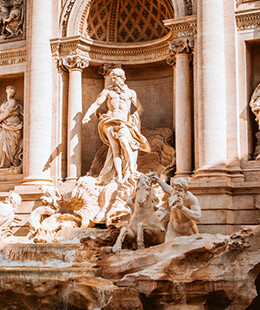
[174,171,192,178]
[192,166,233,183]
[22,176,53,185]
[65,176,78,183]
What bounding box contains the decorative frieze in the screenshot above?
[50,33,173,65]
[0,48,26,66]
[62,0,76,37]
[235,9,260,31]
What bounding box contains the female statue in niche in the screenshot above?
[0,85,23,169]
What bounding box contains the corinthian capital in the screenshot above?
[62,51,90,71]
[169,38,194,55]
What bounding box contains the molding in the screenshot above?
[50,33,174,65]
[164,16,196,67]
[62,0,77,37]
[237,0,258,6]
[235,9,260,31]
[0,47,26,66]
[164,15,197,39]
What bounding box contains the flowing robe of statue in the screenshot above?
[0,86,23,168]
[97,109,150,185]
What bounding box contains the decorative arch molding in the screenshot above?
[60,0,194,38]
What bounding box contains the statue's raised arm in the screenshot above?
[82,89,108,124]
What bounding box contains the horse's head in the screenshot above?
[134,174,153,207]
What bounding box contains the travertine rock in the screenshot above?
[0,228,260,309]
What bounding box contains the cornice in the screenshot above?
[235,8,260,31]
[50,33,173,65]
[0,47,26,66]
[163,15,197,39]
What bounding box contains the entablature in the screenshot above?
[50,33,173,65]
[236,8,260,31]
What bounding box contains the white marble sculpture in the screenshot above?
[82,68,150,184]
[0,86,23,169]
[29,187,85,243]
[249,83,260,160]
[151,174,201,242]
[78,68,151,226]
[0,192,21,237]
[112,173,165,252]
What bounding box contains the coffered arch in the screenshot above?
[60,0,194,38]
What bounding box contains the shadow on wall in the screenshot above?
[245,273,260,310]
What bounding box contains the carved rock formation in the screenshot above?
[0,227,259,309]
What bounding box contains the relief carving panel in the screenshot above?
[0,0,25,41]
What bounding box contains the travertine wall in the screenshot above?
[82,66,104,173]
[125,63,174,129]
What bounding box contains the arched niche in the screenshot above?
[56,0,186,172]
[60,0,194,38]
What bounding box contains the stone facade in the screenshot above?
[0,0,259,235]
[0,1,260,308]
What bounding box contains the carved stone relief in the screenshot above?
[0,0,24,40]
[0,86,23,172]
[236,10,260,31]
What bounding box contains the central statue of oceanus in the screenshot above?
[82,68,151,184]
[72,68,151,226]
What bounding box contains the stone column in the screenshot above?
[196,0,227,174]
[63,53,89,181]
[169,39,194,177]
[23,0,53,185]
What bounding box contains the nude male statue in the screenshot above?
[151,173,201,242]
[82,68,150,184]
